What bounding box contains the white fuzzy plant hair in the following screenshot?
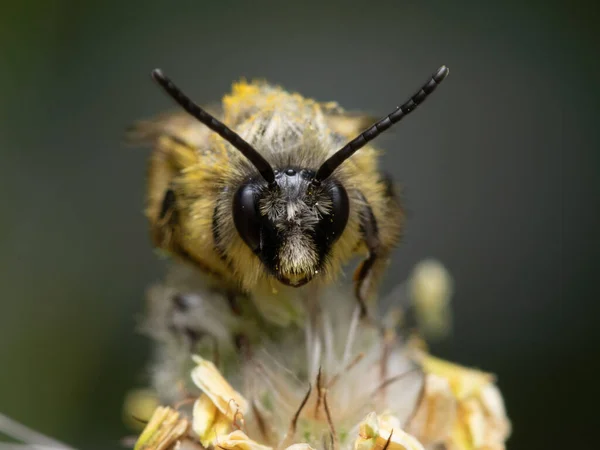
[132,260,509,450]
[142,262,424,406]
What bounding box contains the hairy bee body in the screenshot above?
[130,81,402,306]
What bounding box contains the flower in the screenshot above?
[406,351,511,450]
[130,260,510,450]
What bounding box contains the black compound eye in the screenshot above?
[232,184,262,252]
[321,183,349,243]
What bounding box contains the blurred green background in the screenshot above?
[0,1,597,449]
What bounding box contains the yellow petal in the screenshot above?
[448,417,471,450]
[355,436,378,450]
[192,394,232,447]
[378,413,402,432]
[358,412,380,439]
[355,413,425,450]
[479,384,511,443]
[406,374,456,445]
[419,355,494,400]
[448,387,510,450]
[191,355,248,421]
[215,430,273,450]
[192,394,218,437]
[355,412,379,450]
[377,425,425,450]
[134,406,190,450]
[464,398,487,448]
[286,445,318,450]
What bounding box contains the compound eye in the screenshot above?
[232,184,262,252]
[322,183,349,243]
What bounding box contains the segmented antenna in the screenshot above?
[314,65,450,182]
[151,69,276,184]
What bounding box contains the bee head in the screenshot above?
[151,66,449,286]
[233,169,349,286]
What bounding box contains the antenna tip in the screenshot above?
[435,65,450,82]
[151,68,165,82]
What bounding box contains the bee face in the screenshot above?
[233,168,349,286]
[137,67,448,310]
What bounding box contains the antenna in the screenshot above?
[151,69,276,184]
[315,65,450,182]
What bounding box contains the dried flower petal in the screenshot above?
[408,352,510,450]
[378,417,425,450]
[191,355,248,421]
[285,444,318,450]
[406,374,456,444]
[419,355,493,400]
[134,406,190,450]
[215,430,273,450]
[479,384,511,442]
[192,393,232,446]
[355,412,424,450]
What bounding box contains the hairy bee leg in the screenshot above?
[354,253,392,318]
[145,133,228,280]
[155,186,224,279]
[146,133,196,250]
[354,177,403,318]
[159,188,176,221]
[353,195,381,318]
[354,259,373,318]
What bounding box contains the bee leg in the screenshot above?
[159,188,176,221]
[354,183,401,319]
[146,133,197,249]
[353,198,381,318]
[354,253,393,319]
[155,187,221,278]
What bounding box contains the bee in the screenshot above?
[128,66,449,318]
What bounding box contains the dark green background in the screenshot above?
[1,1,597,449]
